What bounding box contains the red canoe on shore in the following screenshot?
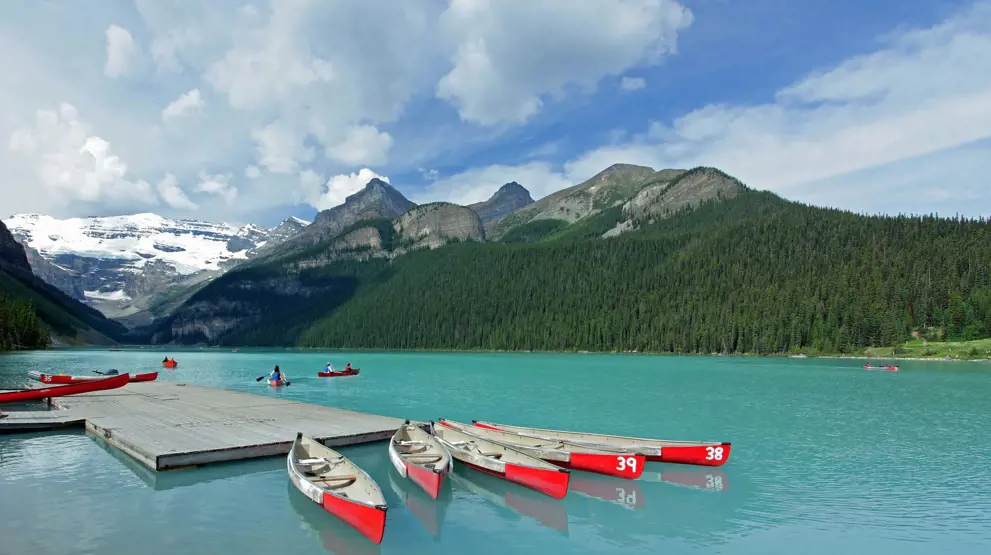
[318,368,359,377]
[431,421,570,499]
[288,433,388,544]
[439,418,645,479]
[472,420,732,467]
[0,373,130,404]
[28,371,158,384]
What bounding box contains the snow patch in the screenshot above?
[84,289,132,301]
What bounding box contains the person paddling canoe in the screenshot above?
[345,362,352,372]
[271,365,283,382]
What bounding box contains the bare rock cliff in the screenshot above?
[393,202,485,249]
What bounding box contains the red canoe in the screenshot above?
[162,360,178,368]
[0,373,131,404]
[863,365,899,371]
[288,433,387,544]
[318,368,359,377]
[28,371,158,384]
[473,420,732,467]
[431,421,570,499]
[440,418,645,479]
[388,421,452,499]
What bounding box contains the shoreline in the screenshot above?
[26,344,991,363]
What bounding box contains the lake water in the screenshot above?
[1,349,990,555]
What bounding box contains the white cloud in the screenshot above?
[418,168,440,181]
[244,165,261,179]
[8,103,155,205]
[156,173,198,210]
[563,1,991,193]
[436,0,693,125]
[417,162,572,205]
[308,168,387,210]
[250,121,314,174]
[620,76,646,91]
[195,170,237,203]
[325,125,394,166]
[162,88,204,121]
[104,24,138,78]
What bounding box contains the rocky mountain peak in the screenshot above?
[297,179,417,247]
[470,182,535,229]
[0,219,31,273]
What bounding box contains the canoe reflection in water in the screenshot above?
[569,471,645,510]
[642,468,730,492]
[449,463,569,535]
[287,481,382,555]
[387,466,453,539]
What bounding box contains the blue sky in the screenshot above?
[0,0,987,227]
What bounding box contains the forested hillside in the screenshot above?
[0,293,50,350]
[297,191,991,353]
[155,181,991,354]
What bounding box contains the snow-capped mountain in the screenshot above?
[5,213,309,321]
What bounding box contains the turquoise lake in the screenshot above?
[1,349,990,554]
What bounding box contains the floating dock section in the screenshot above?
[0,382,403,471]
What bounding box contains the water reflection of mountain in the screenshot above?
[287,481,383,555]
[448,464,570,535]
[387,466,453,538]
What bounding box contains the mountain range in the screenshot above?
[3,162,990,355]
[4,213,308,325]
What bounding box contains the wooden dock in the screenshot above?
[0,381,404,471]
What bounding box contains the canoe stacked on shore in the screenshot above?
[0,373,131,404]
[27,371,158,384]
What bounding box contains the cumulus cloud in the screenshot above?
[162,88,204,121]
[436,0,693,125]
[250,121,315,174]
[620,76,646,91]
[104,24,138,78]
[325,125,394,166]
[8,103,155,204]
[195,170,237,203]
[565,1,991,192]
[416,162,572,205]
[244,165,261,179]
[156,173,198,210]
[307,168,387,210]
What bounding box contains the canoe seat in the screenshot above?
[312,475,357,488]
[403,454,443,464]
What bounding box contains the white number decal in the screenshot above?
[615,488,637,505]
[615,456,637,473]
[705,446,724,461]
[43,375,51,382]
[705,474,724,490]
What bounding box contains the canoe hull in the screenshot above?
[29,371,158,384]
[474,420,732,467]
[648,443,730,465]
[268,379,286,387]
[288,435,387,544]
[318,369,359,377]
[442,418,644,479]
[433,422,570,499]
[0,373,130,404]
[388,423,452,499]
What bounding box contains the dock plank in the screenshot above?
[2,381,404,471]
